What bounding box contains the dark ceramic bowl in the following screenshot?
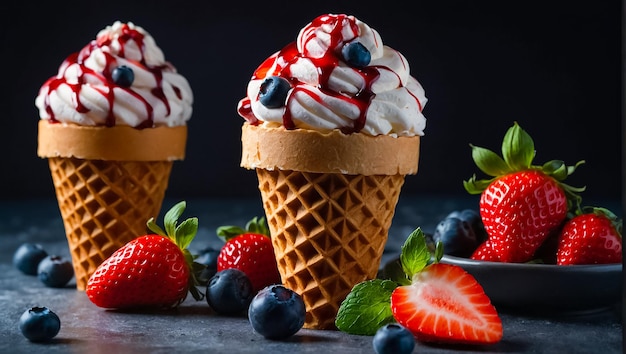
[439,255,623,314]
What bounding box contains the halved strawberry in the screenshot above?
[391,263,503,345]
[336,228,502,345]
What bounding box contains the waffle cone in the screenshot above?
[241,124,419,329]
[257,169,405,329]
[38,121,186,290]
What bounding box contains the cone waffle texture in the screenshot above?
[48,157,173,290]
[256,169,405,329]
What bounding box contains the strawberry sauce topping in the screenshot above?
[40,23,179,128]
[237,14,426,135]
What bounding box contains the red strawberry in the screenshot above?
[391,263,503,345]
[470,240,500,261]
[556,207,623,265]
[464,122,585,263]
[86,201,203,309]
[216,217,281,292]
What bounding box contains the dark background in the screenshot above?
[1,1,622,207]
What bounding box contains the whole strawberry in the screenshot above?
[86,201,203,309]
[216,217,281,292]
[557,207,623,265]
[464,122,585,263]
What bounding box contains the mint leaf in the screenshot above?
[378,258,410,286]
[335,279,397,335]
[400,228,430,278]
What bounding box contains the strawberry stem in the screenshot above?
[216,216,270,242]
[464,122,586,215]
[147,201,205,302]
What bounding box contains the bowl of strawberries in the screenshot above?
[434,122,623,315]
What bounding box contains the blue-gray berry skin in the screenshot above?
[206,268,253,315]
[37,255,74,288]
[341,41,371,68]
[248,284,305,340]
[372,323,415,354]
[13,243,48,275]
[112,65,134,87]
[447,209,488,243]
[433,216,478,258]
[258,76,291,108]
[195,247,220,285]
[19,306,61,342]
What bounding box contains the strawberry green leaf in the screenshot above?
[147,217,167,237]
[434,241,444,262]
[399,228,430,278]
[463,174,494,195]
[216,216,270,242]
[335,279,397,335]
[175,217,199,250]
[542,160,567,180]
[216,225,248,242]
[164,201,186,238]
[246,216,270,236]
[567,160,586,176]
[470,145,510,177]
[502,121,535,171]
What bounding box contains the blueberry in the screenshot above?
[341,41,371,68]
[195,246,220,285]
[112,65,134,87]
[372,323,415,354]
[37,255,74,288]
[448,209,488,243]
[206,268,254,315]
[19,306,61,342]
[258,76,291,108]
[248,284,305,340]
[433,216,478,258]
[13,243,48,275]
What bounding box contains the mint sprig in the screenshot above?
[335,227,433,335]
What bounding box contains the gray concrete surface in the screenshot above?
[0,197,622,353]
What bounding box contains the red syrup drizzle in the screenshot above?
[41,23,179,129]
[238,14,424,135]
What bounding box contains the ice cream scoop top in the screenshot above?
[35,21,193,128]
[237,14,427,137]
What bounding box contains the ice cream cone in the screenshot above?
[241,124,419,329]
[38,121,187,290]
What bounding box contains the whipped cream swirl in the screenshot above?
[237,14,427,137]
[36,21,193,128]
